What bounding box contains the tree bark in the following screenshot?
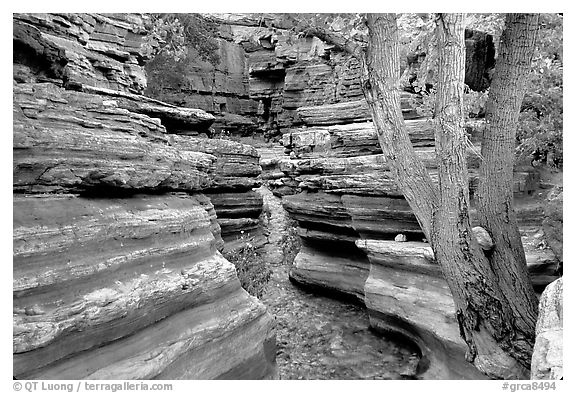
[362,14,438,240]
[476,13,540,366]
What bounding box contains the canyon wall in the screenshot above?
[13,13,276,379]
[146,14,494,142]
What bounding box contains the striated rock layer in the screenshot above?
[14,12,276,380]
[168,136,265,250]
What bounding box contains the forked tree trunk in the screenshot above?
[431,13,534,378]
[301,12,539,379]
[361,13,537,379]
[475,13,540,366]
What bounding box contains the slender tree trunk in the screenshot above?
[476,13,540,366]
[361,14,438,240]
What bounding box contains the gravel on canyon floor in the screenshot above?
[260,264,420,380]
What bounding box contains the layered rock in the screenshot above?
[296,96,420,126]
[13,84,276,379]
[13,13,276,380]
[142,14,496,141]
[357,240,487,379]
[77,85,216,134]
[168,137,265,250]
[531,278,563,380]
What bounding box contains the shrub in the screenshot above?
[144,14,220,102]
[223,236,271,299]
[516,14,563,168]
[280,219,302,267]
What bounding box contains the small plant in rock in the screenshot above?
[214,130,232,140]
[223,234,271,299]
[280,220,302,267]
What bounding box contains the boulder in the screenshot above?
[394,234,407,242]
[472,226,494,251]
[531,278,563,380]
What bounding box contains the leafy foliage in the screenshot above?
[400,13,562,168]
[223,235,271,299]
[516,14,563,168]
[280,219,301,267]
[144,14,220,101]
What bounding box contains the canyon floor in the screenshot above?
[260,263,420,380]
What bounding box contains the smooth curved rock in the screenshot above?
[531,278,563,380]
[472,226,494,251]
[356,239,487,379]
[13,193,276,379]
[13,12,277,380]
[289,243,369,301]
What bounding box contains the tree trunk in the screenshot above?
[362,13,535,379]
[476,13,540,366]
[361,14,438,240]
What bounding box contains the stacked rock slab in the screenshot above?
[281,102,559,378]
[13,13,276,380]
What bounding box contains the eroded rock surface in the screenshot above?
[169,137,265,250]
